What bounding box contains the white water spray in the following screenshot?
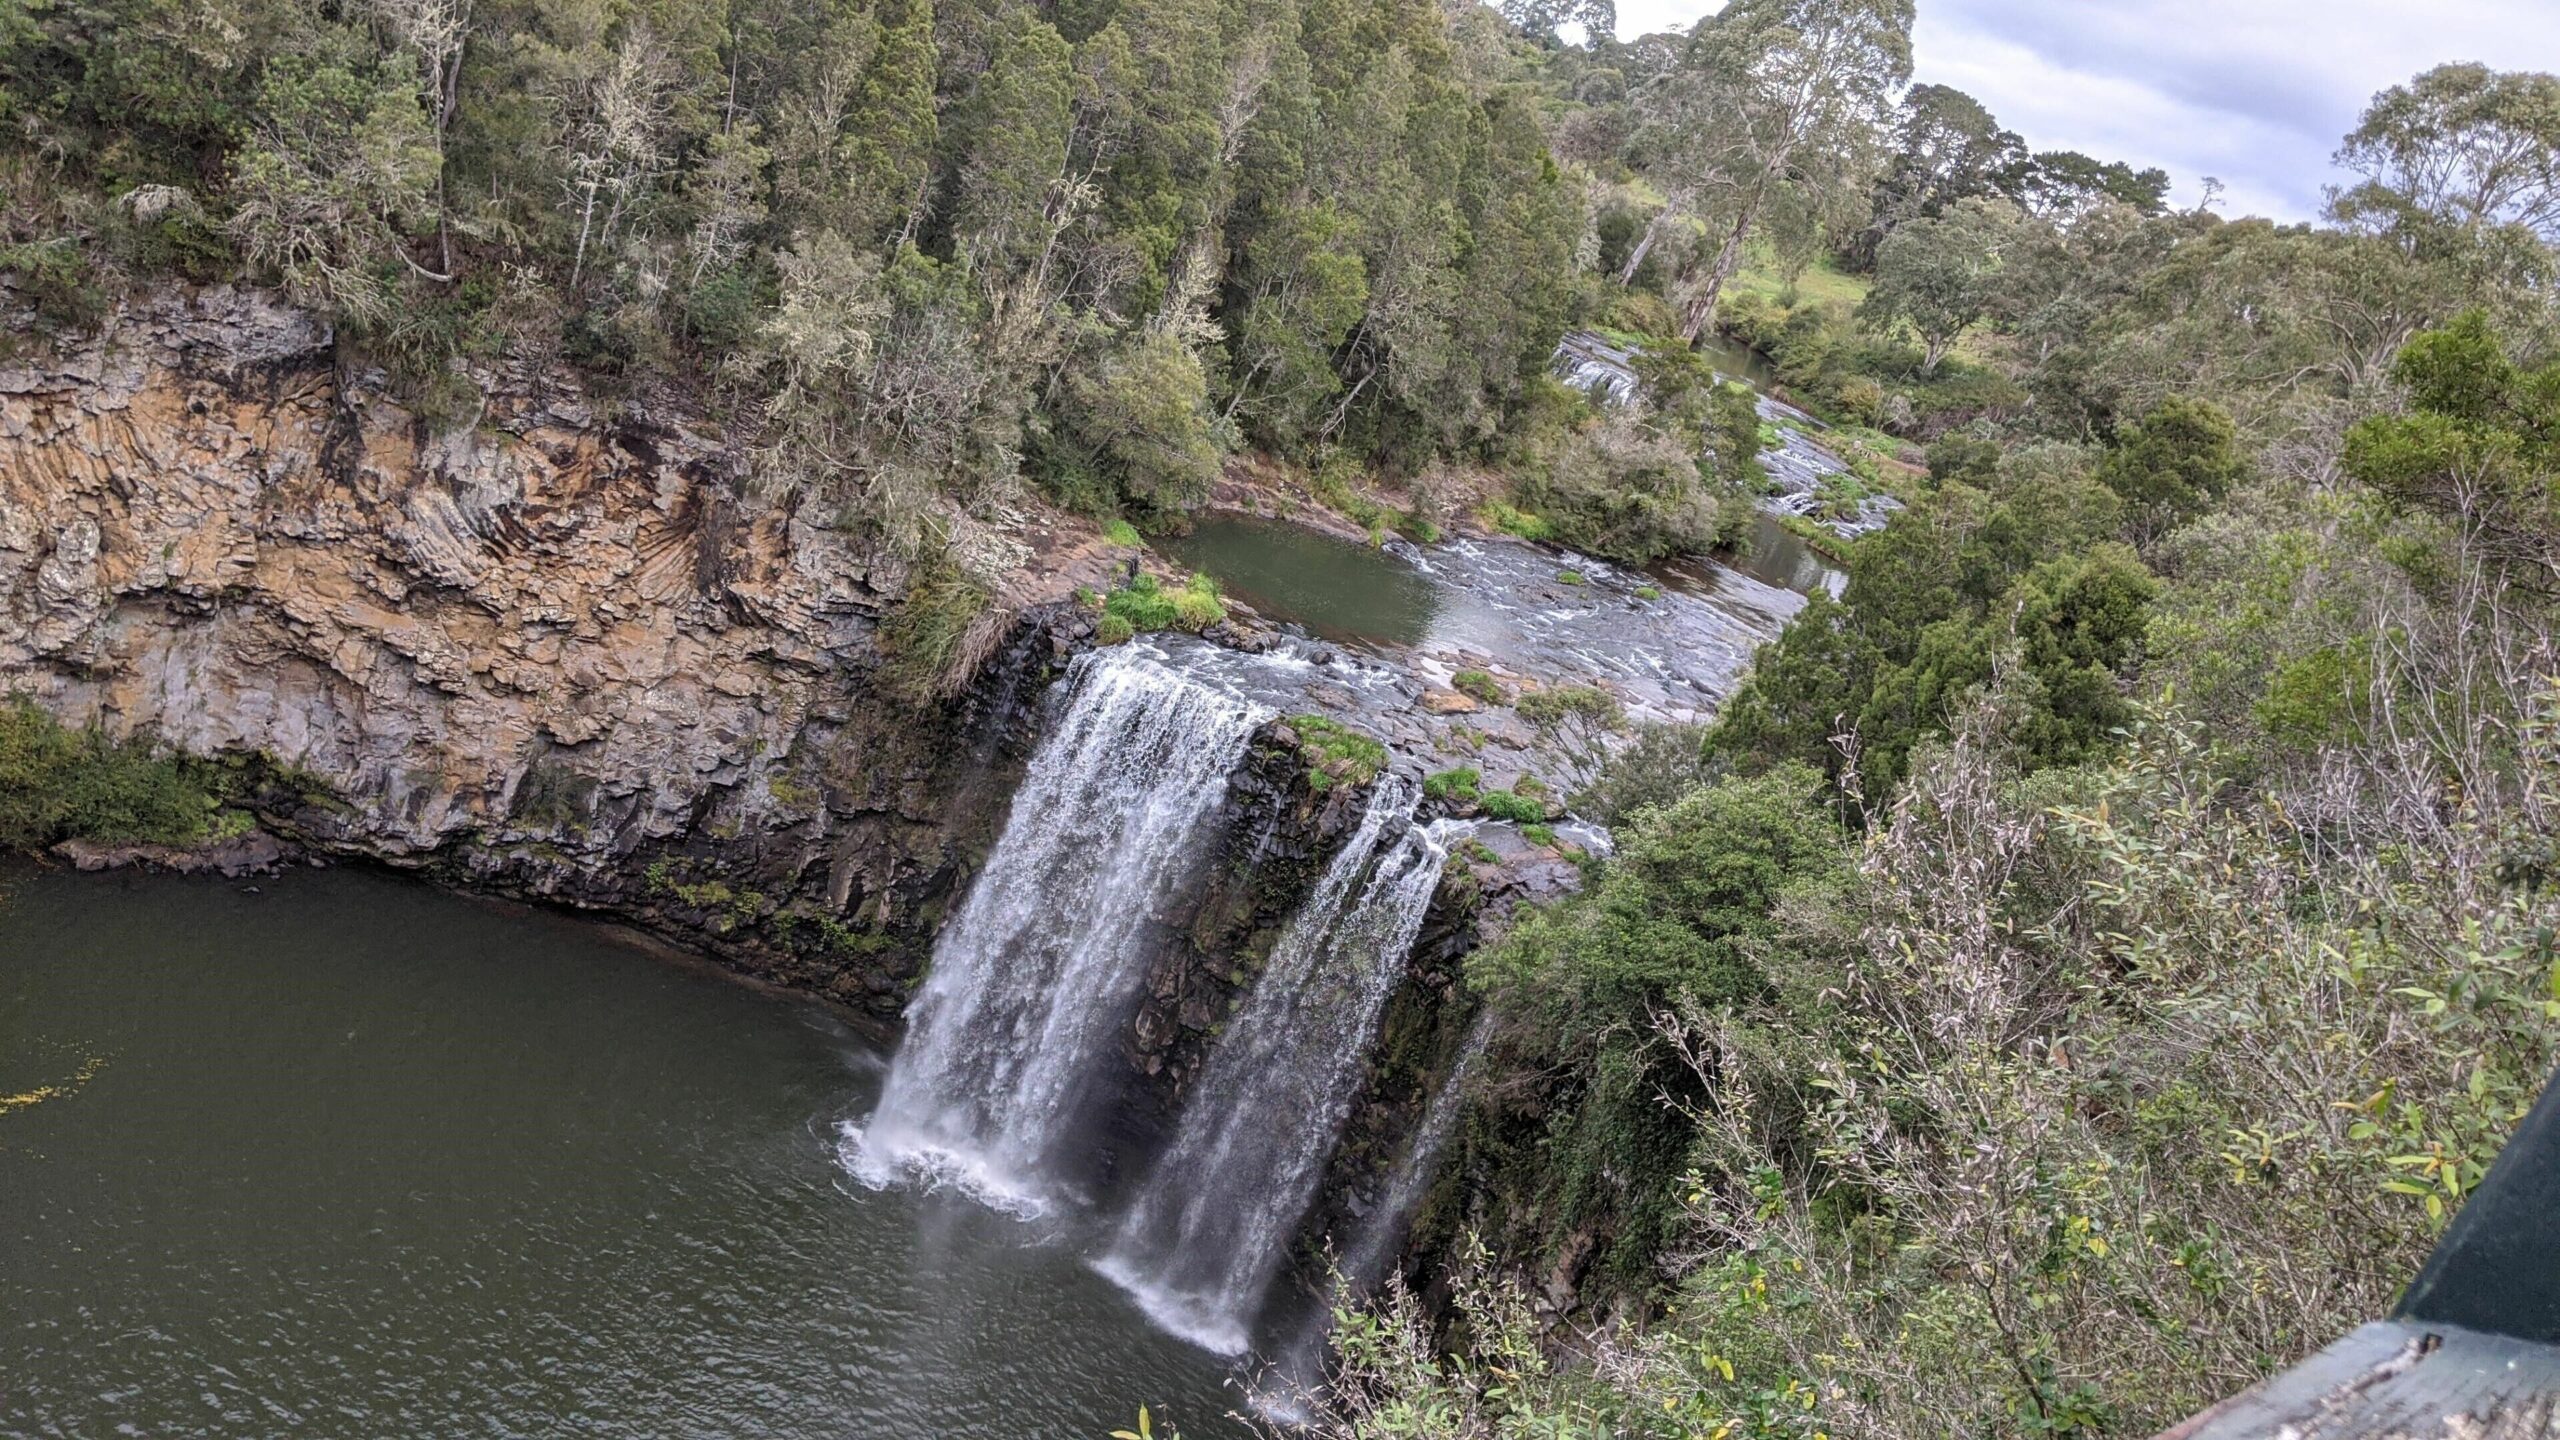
[1098,779,1459,1353]
[847,646,1270,1213]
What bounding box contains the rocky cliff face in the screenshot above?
[0,284,1117,1010]
[2,282,1559,1312]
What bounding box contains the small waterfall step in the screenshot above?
[847,645,1272,1214]
[1097,779,1462,1355]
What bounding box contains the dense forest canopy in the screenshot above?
[9,0,2560,1435]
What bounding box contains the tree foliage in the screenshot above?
[2332,63,2560,242]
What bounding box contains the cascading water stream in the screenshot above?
[1335,1009,1496,1293]
[846,645,1271,1213]
[1097,779,1460,1354]
[1253,1010,1499,1424]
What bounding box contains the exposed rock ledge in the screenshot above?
[0,283,1120,1010]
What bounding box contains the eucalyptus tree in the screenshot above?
[2330,64,2560,243]
[1861,194,2017,372]
[1848,81,2022,269]
[1621,0,1912,341]
[1498,0,1616,46]
[1996,148,2172,221]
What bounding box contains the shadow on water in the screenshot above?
[0,862,1249,1440]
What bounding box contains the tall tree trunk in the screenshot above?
[1617,212,1664,284]
[435,41,465,277]
[1681,211,1754,343]
[571,179,600,287]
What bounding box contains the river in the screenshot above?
[0,863,1247,1440]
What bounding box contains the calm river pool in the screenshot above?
[0,863,1247,1440]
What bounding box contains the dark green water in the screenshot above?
[0,864,1245,1440]
[1161,513,1439,648]
[1723,511,1845,597]
[1697,332,1781,391]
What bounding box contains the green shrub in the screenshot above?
[679,262,764,354]
[1463,763,1849,1289]
[1062,329,1229,522]
[1104,571,1226,635]
[1520,822,1558,848]
[1517,684,1626,736]
[1575,721,1715,826]
[1311,452,1394,531]
[0,240,105,336]
[1478,500,1554,541]
[1478,787,1547,823]
[1555,568,1586,586]
[0,698,236,851]
[1287,715,1387,791]
[878,563,997,706]
[1170,574,1226,630]
[1423,767,1483,804]
[1107,573,1180,630]
[1096,612,1136,646]
[1452,670,1509,706]
[1103,517,1143,547]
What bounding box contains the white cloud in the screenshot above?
[1603,0,2560,221]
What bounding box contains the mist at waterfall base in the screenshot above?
[844,645,1467,1367]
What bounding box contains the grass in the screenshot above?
[1452,670,1510,706]
[1517,684,1628,736]
[1104,571,1227,635]
[1724,252,1871,311]
[1103,517,1143,547]
[1556,569,1587,586]
[878,563,997,706]
[775,910,896,960]
[1287,715,1388,792]
[1424,767,1483,804]
[1477,500,1554,542]
[1773,510,1858,564]
[1427,764,1551,823]
[643,858,769,932]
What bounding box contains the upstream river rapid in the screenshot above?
[0,863,1246,1440]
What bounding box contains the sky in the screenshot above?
[1607,0,2560,222]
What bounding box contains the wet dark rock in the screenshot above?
[53,830,301,877]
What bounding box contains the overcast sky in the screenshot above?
[1607,1,2560,221]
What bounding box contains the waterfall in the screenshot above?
[1336,1009,1495,1292]
[1253,1011,1498,1424]
[1097,779,1456,1354]
[846,645,1271,1214]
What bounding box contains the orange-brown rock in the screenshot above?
[0,284,1113,1006]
